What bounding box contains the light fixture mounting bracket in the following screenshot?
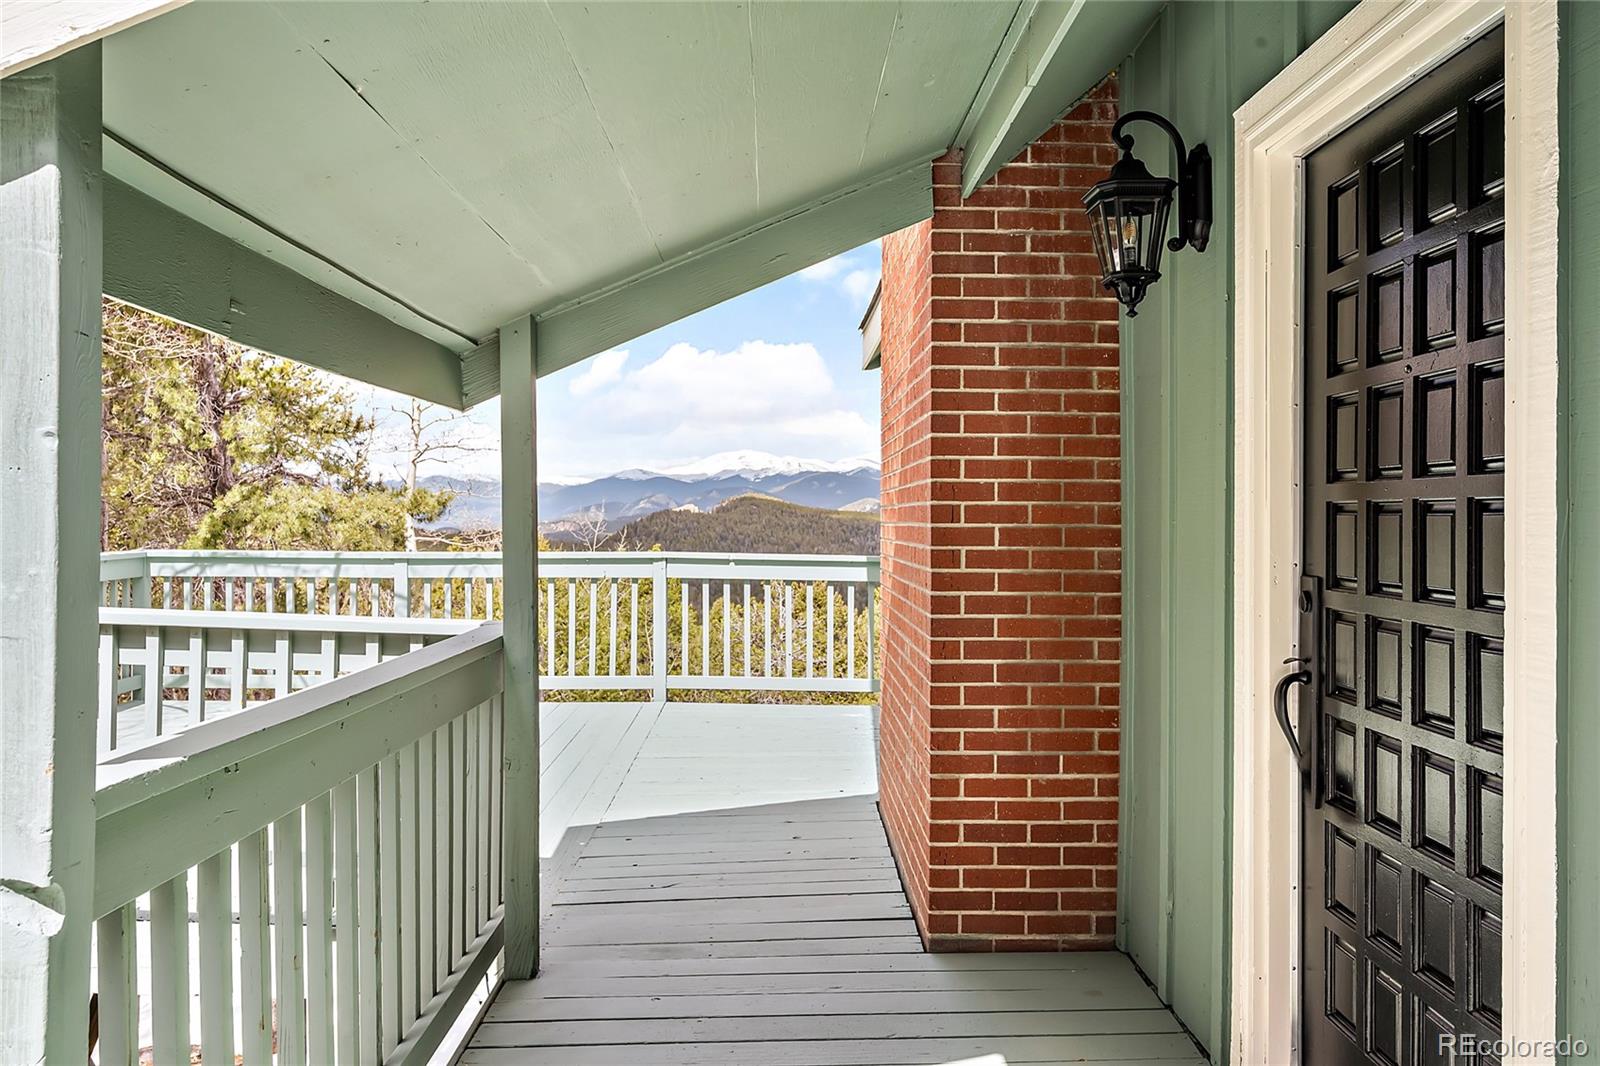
[1111,110,1212,254]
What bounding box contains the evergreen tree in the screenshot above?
[100,299,449,550]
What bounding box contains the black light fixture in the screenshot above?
[1082,110,1212,316]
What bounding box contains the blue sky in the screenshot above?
[356,240,882,484]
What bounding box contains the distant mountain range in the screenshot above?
[418,450,880,536]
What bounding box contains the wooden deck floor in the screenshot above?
[468,701,1206,1066]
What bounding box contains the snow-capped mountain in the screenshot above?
[420,452,880,534]
[652,450,878,480]
[608,450,875,482]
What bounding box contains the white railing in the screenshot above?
[92,626,505,1066]
[537,553,878,695]
[98,609,474,756]
[99,552,879,747]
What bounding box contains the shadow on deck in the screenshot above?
[467,701,1205,1065]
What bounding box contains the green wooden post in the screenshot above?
[651,559,669,701]
[498,315,539,977]
[0,45,104,1064]
[132,554,152,609]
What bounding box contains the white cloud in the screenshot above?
[798,255,847,281]
[842,268,880,305]
[606,340,834,426]
[568,348,629,396]
[527,339,879,477]
[795,245,882,313]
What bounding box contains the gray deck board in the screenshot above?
[469,1010,1186,1047]
[468,701,1205,1065]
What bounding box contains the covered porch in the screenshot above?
[4,3,1180,1063]
[81,547,1200,1063]
[478,701,1202,1066]
[10,1,1594,1063]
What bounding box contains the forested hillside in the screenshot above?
[601,495,879,554]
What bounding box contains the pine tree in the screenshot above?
[100,299,450,550]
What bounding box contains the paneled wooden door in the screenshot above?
[1300,25,1506,1066]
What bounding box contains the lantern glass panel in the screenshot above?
[1083,179,1174,315]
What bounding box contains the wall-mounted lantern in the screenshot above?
[1082,110,1212,316]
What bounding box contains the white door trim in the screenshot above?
[1229,2,1560,1063]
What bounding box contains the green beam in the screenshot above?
[457,157,932,405]
[959,0,1162,197]
[103,177,469,408]
[496,315,539,978]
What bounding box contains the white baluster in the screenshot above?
[398,742,420,1032]
[416,732,438,1003]
[587,581,597,676]
[434,722,454,989]
[304,794,335,1066]
[848,584,857,678]
[867,582,876,682]
[273,810,307,1066]
[785,584,794,677]
[450,716,466,967]
[609,579,619,676]
[239,830,273,1064]
[827,583,836,679]
[630,581,640,676]
[378,757,401,1056]
[98,628,119,756]
[545,578,556,678]
[806,583,815,678]
[490,697,504,904]
[150,874,190,1066]
[332,778,360,1066]
[356,766,382,1059]
[197,848,236,1066]
[95,905,138,1066]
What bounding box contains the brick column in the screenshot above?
[877,77,1122,951]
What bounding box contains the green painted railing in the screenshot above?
[92,625,506,1066]
[98,550,879,755]
[88,549,882,1063]
[97,609,474,756]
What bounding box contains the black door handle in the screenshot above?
[1273,661,1312,771]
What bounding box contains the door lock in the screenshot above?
[1287,576,1324,805]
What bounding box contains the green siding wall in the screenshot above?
[1559,1,1600,1053]
[1120,1,1598,1059]
[1116,2,1354,1059]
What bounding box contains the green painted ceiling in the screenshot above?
[87,0,1157,404]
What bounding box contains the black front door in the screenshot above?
[1301,26,1506,1066]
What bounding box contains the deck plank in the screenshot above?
[470,1009,1185,1046]
[462,1033,1203,1065]
[468,701,1206,1065]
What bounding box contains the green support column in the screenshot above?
[0,45,104,1064]
[498,315,540,977]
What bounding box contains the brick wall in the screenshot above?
[877,77,1122,952]
[878,215,935,926]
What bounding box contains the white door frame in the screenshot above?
[1229,2,1560,1063]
